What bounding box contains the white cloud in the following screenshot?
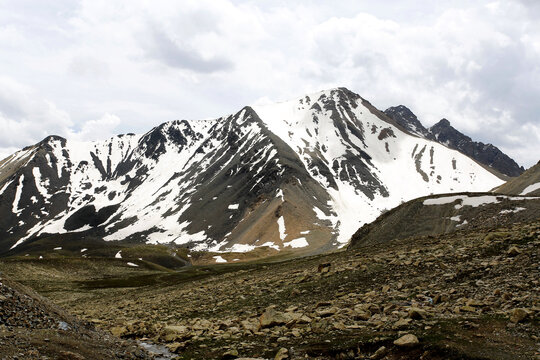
[69,113,121,141]
[0,76,121,152]
[0,0,538,167]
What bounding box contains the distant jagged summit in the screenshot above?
[384,105,435,141]
[384,106,524,177]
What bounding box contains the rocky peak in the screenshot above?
[384,106,434,140]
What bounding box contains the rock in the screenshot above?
[393,318,412,329]
[222,349,239,359]
[110,326,128,337]
[241,319,259,333]
[317,263,331,273]
[509,308,529,323]
[393,334,419,347]
[316,307,338,317]
[507,246,521,256]
[465,299,484,307]
[296,314,312,324]
[315,301,332,308]
[259,307,288,329]
[353,310,371,321]
[370,346,388,359]
[59,351,85,360]
[167,342,186,353]
[408,307,427,320]
[163,325,189,335]
[290,288,301,297]
[274,348,288,360]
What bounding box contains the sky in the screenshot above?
[0,0,539,167]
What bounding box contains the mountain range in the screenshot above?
[0,88,514,254]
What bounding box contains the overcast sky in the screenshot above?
[0,0,539,167]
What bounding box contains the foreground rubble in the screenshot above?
[1,220,539,359]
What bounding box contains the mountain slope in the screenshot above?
[0,88,505,254]
[384,106,524,177]
[494,160,540,196]
[348,192,540,249]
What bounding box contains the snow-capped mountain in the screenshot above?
[0,88,506,254]
[384,105,524,177]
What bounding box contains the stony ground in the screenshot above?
[0,275,151,359]
[1,220,539,359]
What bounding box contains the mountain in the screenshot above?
[384,106,524,177]
[0,88,505,254]
[494,160,540,196]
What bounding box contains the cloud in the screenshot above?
[0,0,538,167]
[142,25,233,73]
[0,77,73,148]
[69,113,121,141]
[0,77,121,153]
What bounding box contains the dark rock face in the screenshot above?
[385,106,524,177]
[384,106,435,141]
[429,119,524,177]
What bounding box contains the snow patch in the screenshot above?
[277,216,286,240]
[423,195,465,206]
[0,179,14,196]
[127,262,138,267]
[115,251,122,258]
[260,241,280,250]
[12,175,24,214]
[226,244,256,252]
[521,182,540,195]
[213,255,227,263]
[500,207,526,214]
[228,204,239,210]
[424,195,533,209]
[32,167,51,201]
[283,237,309,248]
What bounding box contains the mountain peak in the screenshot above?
[384,105,434,140]
[433,118,451,127]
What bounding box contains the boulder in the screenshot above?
[259,307,288,329]
[509,308,529,323]
[393,334,419,347]
[274,348,288,360]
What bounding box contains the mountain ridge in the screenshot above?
[0,88,506,255]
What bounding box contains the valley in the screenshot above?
[0,215,538,359]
